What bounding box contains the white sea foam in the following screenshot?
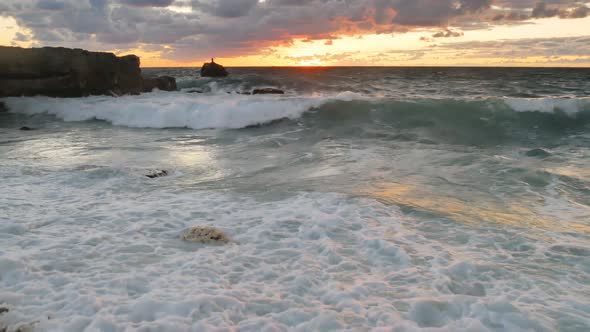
[2,91,360,130]
[1,168,588,331]
[4,93,588,131]
[1,108,589,331]
[502,96,590,114]
[0,190,560,331]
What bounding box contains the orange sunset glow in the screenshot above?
[1,1,589,67]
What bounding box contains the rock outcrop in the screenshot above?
[142,75,177,92]
[146,170,168,178]
[252,88,285,95]
[181,226,230,244]
[200,59,228,77]
[0,46,142,97]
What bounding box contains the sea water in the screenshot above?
[1,67,589,331]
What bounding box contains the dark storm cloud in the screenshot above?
[532,2,559,17]
[36,0,67,10]
[119,0,175,7]
[192,0,259,18]
[1,0,589,61]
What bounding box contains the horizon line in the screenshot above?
[141,65,590,69]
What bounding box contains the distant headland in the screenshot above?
[0,46,176,97]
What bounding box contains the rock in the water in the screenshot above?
[142,75,177,92]
[146,170,168,178]
[0,102,6,112]
[19,126,35,131]
[181,226,230,244]
[15,324,34,332]
[526,148,551,158]
[252,88,285,95]
[0,307,8,314]
[200,61,228,77]
[0,46,143,97]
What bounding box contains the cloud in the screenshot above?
[36,0,66,10]
[193,0,259,18]
[532,2,559,18]
[119,0,175,7]
[1,0,589,63]
[432,29,464,38]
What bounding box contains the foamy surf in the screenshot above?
[1,92,361,130]
[1,67,589,331]
[4,93,590,130]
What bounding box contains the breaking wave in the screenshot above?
[3,92,590,131]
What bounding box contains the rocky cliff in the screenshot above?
[0,46,143,97]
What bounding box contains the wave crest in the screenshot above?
[3,93,589,130]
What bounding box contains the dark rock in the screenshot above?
[181,226,230,244]
[236,91,252,95]
[0,307,8,314]
[117,55,142,95]
[19,126,35,131]
[146,170,168,178]
[252,88,285,95]
[0,102,6,112]
[186,89,203,94]
[200,60,228,77]
[142,75,177,92]
[526,148,551,158]
[0,46,143,97]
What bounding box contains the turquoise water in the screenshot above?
[1,67,589,331]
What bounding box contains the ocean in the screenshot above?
[1,67,589,331]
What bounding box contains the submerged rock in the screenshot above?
[0,307,8,314]
[146,170,168,178]
[526,148,551,158]
[19,126,35,131]
[0,46,142,97]
[0,102,6,112]
[181,226,230,244]
[252,88,284,95]
[142,75,177,92]
[200,59,228,77]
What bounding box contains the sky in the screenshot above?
[1,0,589,67]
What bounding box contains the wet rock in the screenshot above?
[186,89,203,93]
[252,88,285,95]
[200,59,228,77]
[0,46,142,97]
[181,226,230,244]
[0,307,8,314]
[146,170,168,178]
[142,75,177,92]
[526,148,551,158]
[19,126,35,131]
[0,102,6,112]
